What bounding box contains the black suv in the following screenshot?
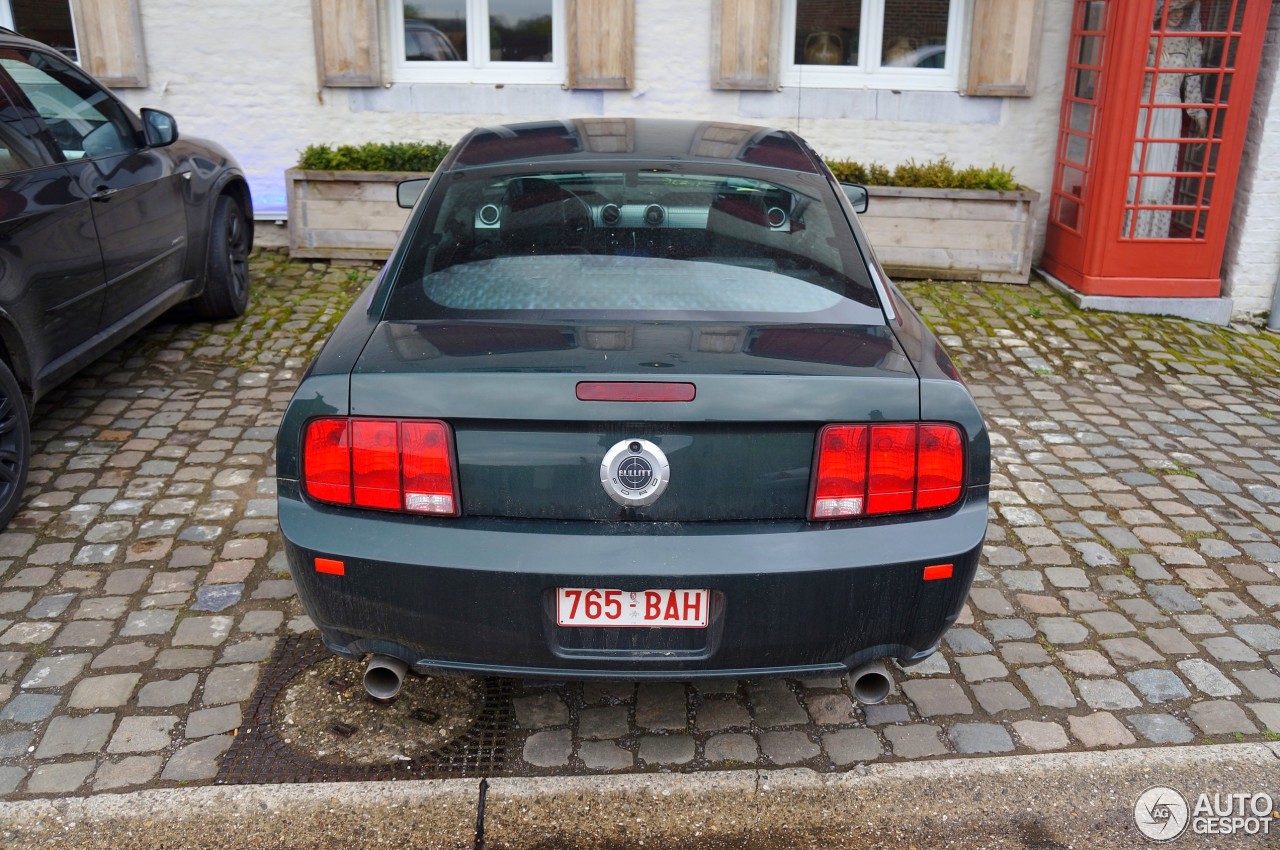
[0,29,254,527]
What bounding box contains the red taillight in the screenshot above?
[302,418,458,516]
[810,423,965,520]
[303,419,351,505]
[401,421,457,515]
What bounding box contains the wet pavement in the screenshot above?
[0,252,1277,798]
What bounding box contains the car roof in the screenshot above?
[445,118,823,175]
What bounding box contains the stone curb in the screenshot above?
[2,743,1277,849]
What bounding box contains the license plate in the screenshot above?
[556,588,710,628]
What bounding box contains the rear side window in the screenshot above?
[0,48,136,161]
[385,169,881,324]
[0,77,41,172]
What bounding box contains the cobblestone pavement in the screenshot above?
[0,254,1277,798]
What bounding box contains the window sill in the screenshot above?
[392,64,564,86]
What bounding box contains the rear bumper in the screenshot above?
[278,480,987,679]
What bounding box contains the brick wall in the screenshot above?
[1220,3,1280,320]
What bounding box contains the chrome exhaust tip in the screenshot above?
[363,654,409,700]
[849,661,893,705]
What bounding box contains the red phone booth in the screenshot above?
[1041,0,1273,297]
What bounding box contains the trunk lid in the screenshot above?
[350,320,919,521]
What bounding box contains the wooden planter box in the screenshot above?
[287,170,1039,282]
[859,186,1040,284]
[286,168,425,260]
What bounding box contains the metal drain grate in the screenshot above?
[216,632,515,785]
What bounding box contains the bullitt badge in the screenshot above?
[600,439,670,507]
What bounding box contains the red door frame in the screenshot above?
[1042,0,1272,297]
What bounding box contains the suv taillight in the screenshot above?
[302,418,458,516]
[811,423,964,520]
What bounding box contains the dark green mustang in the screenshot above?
[277,119,990,700]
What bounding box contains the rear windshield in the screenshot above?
[383,168,882,324]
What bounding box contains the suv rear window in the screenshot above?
[384,168,882,324]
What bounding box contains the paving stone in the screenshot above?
[20,653,90,688]
[804,693,856,726]
[900,679,973,717]
[107,715,176,753]
[943,628,993,654]
[1012,720,1069,751]
[181,704,242,738]
[1,621,58,645]
[219,638,274,665]
[999,570,1042,591]
[1057,650,1116,677]
[1201,636,1261,663]
[1115,598,1167,624]
[1234,669,1280,700]
[1037,617,1089,645]
[0,693,59,723]
[884,724,948,758]
[985,619,1035,641]
[121,609,177,637]
[1080,612,1136,635]
[634,683,687,730]
[1187,700,1257,735]
[202,663,259,706]
[160,735,233,781]
[822,728,881,765]
[155,648,214,669]
[27,593,75,618]
[1147,628,1199,655]
[521,730,572,767]
[68,672,139,708]
[638,734,696,765]
[862,703,910,725]
[956,655,1008,682]
[1063,591,1107,613]
[92,643,158,669]
[137,673,200,707]
[0,731,33,759]
[1044,568,1090,589]
[704,733,760,764]
[94,756,162,790]
[238,610,284,634]
[251,580,296,600]
[0,767,23,794]
[513,692,568,728]
[173,615,233,646]
[968,588,1014,616]
[192,583,244,613]
[577,740,633,771]
[948,722,1014,754]
[1176,614,1226,635]
[759,730,821,765]
[1000,642,1051,666]
[1148,585,1202,613]
[1248,703,1280,733]
[103,568,150,595]
[1234,624,1280,651]
[1098,638,1164,668]
[748,680,807,727]
[34,714,115,758]
[1130,713,1195,744]
[1076,679,1141,710]
[52,620,114,647]
[1124,669,1191,703]
[1068,712,1136,747]
[1017,667,1077,709]
[971,682,1031,714]
[27,760,95,794]
[1177,659,1241,697]
[578,705,629,739]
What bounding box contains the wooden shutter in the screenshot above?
[312,0,382,87]
[567,0,634,89]
[68,0,147,88]
[711,0,780,90]
[965,0,1044,97]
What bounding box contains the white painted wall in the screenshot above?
[112,0,1069,253]
[1220,4,1280,320]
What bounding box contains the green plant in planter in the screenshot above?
[296,140,453,172]
[824,155,1020,191]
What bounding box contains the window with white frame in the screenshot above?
[393,0,565,84]
[784,0,963,90]
[0,0,77,62]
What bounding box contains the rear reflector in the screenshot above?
[315,557,345,576]
[811,422,965,520]
[922,563,954,581]
[576,382,696,402]
[303,418,459,516]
